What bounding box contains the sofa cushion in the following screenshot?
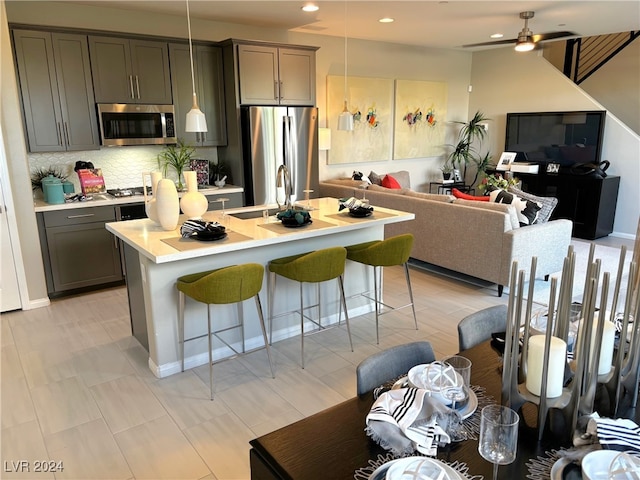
[325,178,365,188]
[368,184,410,195]
[405,190,454,203]
[453,198,520,230]
[387,171,411,189]
[508,186,558,223]
[368,171,383,186]
[381,174,402,189]
[451,188,490,202]
[489,189,541,226]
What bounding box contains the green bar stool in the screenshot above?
[268,247,353,368]
[177,263,274,400]
[345,233,418,344]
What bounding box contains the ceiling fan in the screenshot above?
[463,11,577,51]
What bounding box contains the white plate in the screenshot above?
[550,457,572,480]
[581,450,619,480]
[381,456,463,480]
[407,364,464,404]
[391,376,478,420]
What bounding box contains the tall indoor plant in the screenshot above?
[157,138,195,191]
[447,111,492,187]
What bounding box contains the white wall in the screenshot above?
[469,47,639,238]
[1,1,49,307]
[581,39,640,135]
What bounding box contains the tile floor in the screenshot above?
[1,235,633,479]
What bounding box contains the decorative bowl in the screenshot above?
[276,208,311,227]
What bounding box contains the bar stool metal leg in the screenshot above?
[207,304,213,401]
[255,294,275,378]
[404,263,418,330]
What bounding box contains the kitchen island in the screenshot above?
[106,198,414,378]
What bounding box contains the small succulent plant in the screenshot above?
[276,208,311,225]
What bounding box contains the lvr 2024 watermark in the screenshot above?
[4,460,64,473]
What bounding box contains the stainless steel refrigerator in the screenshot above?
[240,106,318,206]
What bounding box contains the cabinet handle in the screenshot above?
[129,75,135,99]
[135,76,140,99]
[66,213,95,219]
[56,122,63,146]
[274,81,278,101]
[113,234,119,250]
[279,81,283,100]
[63,122,70,147]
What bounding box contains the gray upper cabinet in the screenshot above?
[89,36,172,104]
[237,44,315,106]
[168,43,227,146]
[13,30,100,152]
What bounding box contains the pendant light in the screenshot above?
[337,0,354,131]
[184,0,208,133]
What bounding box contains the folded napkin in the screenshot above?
[180,219,224,238]
[587,417,640,454]
[366,387,453,456]
[338,197,372,212]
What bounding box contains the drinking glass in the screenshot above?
[478,405,519,480]
[215,197,229,226]
[441,355,472,441]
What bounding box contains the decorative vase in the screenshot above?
[142,171,163,224]
[155,178,180,231]
[179,171,208,219]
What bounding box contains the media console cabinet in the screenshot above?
[515,172,619,240]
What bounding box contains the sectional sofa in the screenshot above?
[319,175,573,296]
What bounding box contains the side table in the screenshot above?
[429,182,475,195]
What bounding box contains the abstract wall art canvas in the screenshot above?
[393,80,448,160]
[326,75,394,164]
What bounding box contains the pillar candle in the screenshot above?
[590,316,616,375]
[526,335,567,398]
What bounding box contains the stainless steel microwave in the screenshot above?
[97,104,177,146]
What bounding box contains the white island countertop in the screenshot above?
[106,197,415,264]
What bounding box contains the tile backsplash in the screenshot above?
[29,145,218,191]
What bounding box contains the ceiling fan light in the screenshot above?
[515,35,535,52]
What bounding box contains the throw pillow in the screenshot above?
[451,188,490,202]
[386,170,411,189]
[508,186,558,223]
[381,174,402,189]
[489,189,541,226]
[368,171,383,186]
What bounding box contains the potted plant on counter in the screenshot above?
[157,138,195,191]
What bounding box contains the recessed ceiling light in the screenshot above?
[491,33,504,39]
[301,4,319,12]
[379,17,395,23]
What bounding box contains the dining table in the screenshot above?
[249,340,640,480]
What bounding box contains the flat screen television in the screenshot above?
[505,111,606,167]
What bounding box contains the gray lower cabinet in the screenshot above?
[206,191,243,211]
[37,207,123,296]
[169,43,227,146]
[89,36,172,104]
[13,29,100,152]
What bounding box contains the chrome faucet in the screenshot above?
[276,164,292,210]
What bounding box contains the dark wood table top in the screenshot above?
[249,341,639,480]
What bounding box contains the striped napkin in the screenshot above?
[366,387,452,456]
[587,417,640,454]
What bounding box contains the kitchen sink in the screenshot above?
[229,207,280,220]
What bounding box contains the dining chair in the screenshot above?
[457,304,508,351]
[356,341,435,396]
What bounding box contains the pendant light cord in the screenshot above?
[186,0,197,99]
[343,0,348,101]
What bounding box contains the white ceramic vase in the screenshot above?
[142,171,163,224]
[179,171,208,219]
[155,178,180,231]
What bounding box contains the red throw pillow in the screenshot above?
[451,188,490,201]
[381,174,402,189]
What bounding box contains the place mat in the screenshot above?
[353,452,482,480]
[325,210,396,223]
[258,218,335,234]
[161,230,252,251]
